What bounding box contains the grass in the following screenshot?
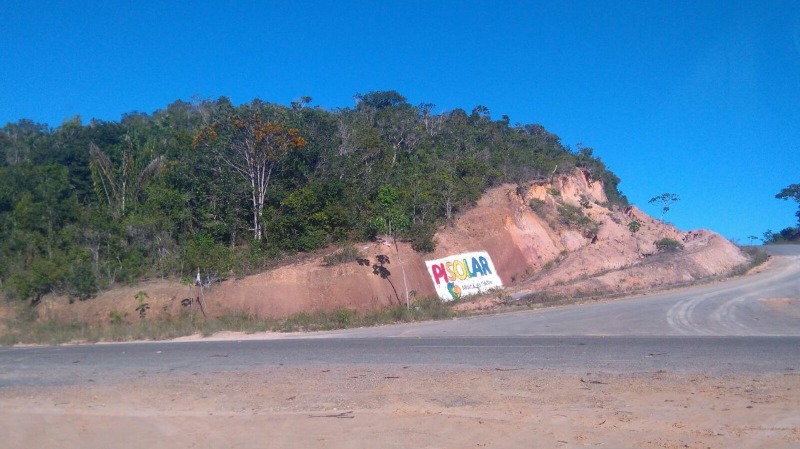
[729,246,770,276]
[0,295,454,346]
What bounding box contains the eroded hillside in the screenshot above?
[33,170,750,324]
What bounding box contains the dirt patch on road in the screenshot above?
[2,366,798,449]
[759,297,800,318]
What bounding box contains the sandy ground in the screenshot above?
[2,366,798,449]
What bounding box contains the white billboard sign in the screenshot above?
[425,251,503,301]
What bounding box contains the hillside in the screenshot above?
[0,92,752,333]
[1,92,625,307]
[32,169,749,325]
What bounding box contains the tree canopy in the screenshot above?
[764,183,800,243]
[0,92,628,302]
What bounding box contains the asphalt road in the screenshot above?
[0,246,798,386]
[1,336,799,388]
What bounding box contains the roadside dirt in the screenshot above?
[2,366,798,449]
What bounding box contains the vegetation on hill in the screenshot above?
[764,183,800,243]
[0,91,627,303]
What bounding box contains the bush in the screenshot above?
[184,232,233,274]
[557,204,599,236]
[413,295,452,320]
[740,246,769,268]
[407,222,437,253]
[654,238,684,252]
[529,199,547,218]
[66,258,97,302]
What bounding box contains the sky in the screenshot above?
[2,0,798,242]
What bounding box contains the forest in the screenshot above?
[0,91,626,304]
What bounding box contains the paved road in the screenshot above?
[2,336,799,387]
[306,245,800,338]
[0,246,798,385]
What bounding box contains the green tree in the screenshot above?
[355,91,408,110]
[763,183,800,244]
[193,104,307,241]
[648,193,680,222]
[372,185,412,308]
[89,138,164,217]
[628,219,642,253]
[372,186,411,239]
[0,91,635,301]
[776,183,800,225]
[0,119,49,165]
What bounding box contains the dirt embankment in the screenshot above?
[34,170,749,324]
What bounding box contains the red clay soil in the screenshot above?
[35,170,749,324]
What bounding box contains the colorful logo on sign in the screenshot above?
[425,251,503,301]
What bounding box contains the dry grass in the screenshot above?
[0,295,453,346]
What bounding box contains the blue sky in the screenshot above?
[2,0,798,242]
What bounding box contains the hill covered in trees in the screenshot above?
[0,91,626,303]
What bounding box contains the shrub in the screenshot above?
[413,295,452,320]
[407,222,437,253]
[529,199,547,218]
[333,308,355,327]
[66,258,97,302]
[184,233,233,275]
[557,204,599,236]
[740,246,769,268]
[654,238,684,252]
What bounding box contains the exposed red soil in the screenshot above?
[34,170,750,324]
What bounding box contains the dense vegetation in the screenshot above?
[764,183,800,243]
[0,91,626,303]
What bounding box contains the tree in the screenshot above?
[372,186,412,308]
[355,91,408,110]
[763,183,800,244]
[776,183,800,224]
[0,119,49,165]
[627,219,642,253]
[193,106,307,241]
[89,138,164,217]
[648,193,679,222]
[0,91,636,300]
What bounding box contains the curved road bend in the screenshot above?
[309,244,800,338]
[0,246,798,386]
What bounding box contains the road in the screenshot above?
[0,245,798,386]
[309,244,800,338]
